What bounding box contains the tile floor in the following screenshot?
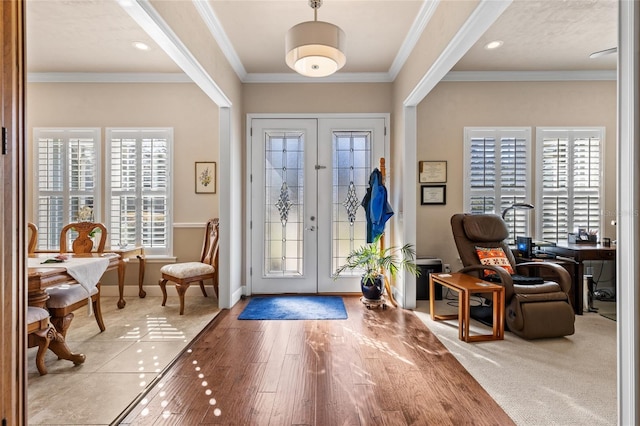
[27,295,220,425]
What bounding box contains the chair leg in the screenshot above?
[159,279,169,306]
[176,284,189,315]
[92,297,106,333]
[199,280,208,297]
[33,326,54,375]
[213,270,219,299]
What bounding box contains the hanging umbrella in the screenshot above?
[361,168,394,243]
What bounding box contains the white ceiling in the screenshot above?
[25,0,617,80]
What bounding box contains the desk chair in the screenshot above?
[159,218,219,315]
[46,221,108,337]
[451,213,575,339]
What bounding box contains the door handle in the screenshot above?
[306,226,316,231]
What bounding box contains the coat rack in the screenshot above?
[378,158,398,307]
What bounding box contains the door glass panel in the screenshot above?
[264,132,304,277]
[332,131,371,275]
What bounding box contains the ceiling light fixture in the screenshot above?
[285,0,346,78]
[484,40,503,50]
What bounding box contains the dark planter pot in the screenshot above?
[361,275,384,300]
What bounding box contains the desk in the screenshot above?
[544,243,616,315]
[429,272,505,342]
[28,253,120,365]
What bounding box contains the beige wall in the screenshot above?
[416,80,617,269]
[243,83,393,114]
[26,82,220,287]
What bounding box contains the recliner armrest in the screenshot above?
[515,262,572,294]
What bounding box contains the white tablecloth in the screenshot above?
[28,256,109,314]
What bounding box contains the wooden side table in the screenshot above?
[429,272,505,342]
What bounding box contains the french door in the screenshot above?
[249,116,386,294]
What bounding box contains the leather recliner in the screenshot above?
[451,213,575,339]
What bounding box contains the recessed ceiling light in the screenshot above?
[132,41,150,51]
[484,40,504,50]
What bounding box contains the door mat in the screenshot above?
[238,295,348,320]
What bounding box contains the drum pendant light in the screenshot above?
[285,0,346,77]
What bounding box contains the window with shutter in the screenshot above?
[106,128,173,256]
[536,128,603,244]
[464,128,532,244]
[33,128,101,250]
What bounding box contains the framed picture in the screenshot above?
[419,161,447,183]
[195,162,216,194]
[421,185,446,205]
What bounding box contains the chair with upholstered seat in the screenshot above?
[45,221,108,337]
[27,306,54,375]
[159,218,219,315]
[451,213,575,339]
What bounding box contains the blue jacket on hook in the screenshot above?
[361,168,394,243]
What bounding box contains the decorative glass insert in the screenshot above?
[332,131,371,274]
[264,132,304,276]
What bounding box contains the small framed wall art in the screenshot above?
[419,160,447,183]
[421,185,446,205]
[195,162,216,194]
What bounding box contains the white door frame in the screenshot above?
[245,113,390,296]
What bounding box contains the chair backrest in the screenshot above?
[28,222,38,254]
[60,222,108,254]
[200,218,219,268]
[450,213,517,269]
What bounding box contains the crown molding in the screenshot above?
[443,70,617,82]
[193,0,247,81]
[404,0,513,106]
[243,72,393,84]
[388,0,440,80]
[119,0,231,107]
[27,72,192,83]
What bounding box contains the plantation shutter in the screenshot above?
[464,128,532,243]
[536,128,603,243]
[106,128,172,256]
[34,128,101,250]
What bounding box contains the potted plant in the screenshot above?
[334,235,420,301]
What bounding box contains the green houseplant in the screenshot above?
[334,235,420,300]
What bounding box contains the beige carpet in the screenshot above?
[413,300,617,426]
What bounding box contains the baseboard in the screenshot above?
[100,285,210,298]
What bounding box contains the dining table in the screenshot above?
[28,253,121,364]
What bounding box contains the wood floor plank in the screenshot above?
[121,296,515,426]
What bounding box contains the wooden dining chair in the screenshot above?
[159,218,219,315]
[27,306,54,375]
[45,221,109,337]
[28,222,38,254]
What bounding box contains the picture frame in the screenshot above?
[195,162,216,194]
[421,185,446,205]
[419,160,447,183]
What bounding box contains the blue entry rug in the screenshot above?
[238,296,348,320]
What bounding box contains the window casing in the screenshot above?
[105,128,173,257]
[464,127,533,244]
[33,128,101,250]
[536,127,604,244]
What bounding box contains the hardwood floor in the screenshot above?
[120,296,513,425]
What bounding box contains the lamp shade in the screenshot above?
[285,20,346,77]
